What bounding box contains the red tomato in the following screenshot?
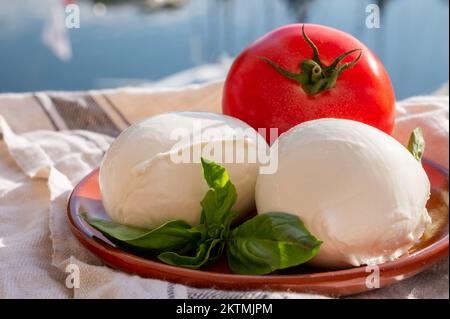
[223,24,395,143]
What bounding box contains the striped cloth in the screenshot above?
[0,83,224,135]
[0,82,448,299]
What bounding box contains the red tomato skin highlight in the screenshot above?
[223,24,396,140]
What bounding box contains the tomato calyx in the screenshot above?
[260,25,363,96]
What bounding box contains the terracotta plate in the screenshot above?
[67,159,449,297]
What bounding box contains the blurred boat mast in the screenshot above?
[42,0,73,61]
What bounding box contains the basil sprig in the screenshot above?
[84,158,322,275]
[155,158,239,268]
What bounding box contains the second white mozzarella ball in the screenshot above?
[256,119,431,268]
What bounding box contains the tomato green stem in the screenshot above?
[260,25,363,96]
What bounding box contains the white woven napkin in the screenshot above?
[0,87,448,299]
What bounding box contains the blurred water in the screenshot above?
[0,0,448,99]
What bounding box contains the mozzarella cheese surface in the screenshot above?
[256,118,431,268]
[100,112,261,229]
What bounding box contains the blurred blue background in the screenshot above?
[0,0,448,99]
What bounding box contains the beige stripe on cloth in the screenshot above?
[0,93,57,133]
[0,82,448,298]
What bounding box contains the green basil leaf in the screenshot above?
[201,157,229,189]
[200,157,238,235]
[157,238,223,269]
[84,216,201,255]
[407,127,425,162]
[227,213,322,275]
